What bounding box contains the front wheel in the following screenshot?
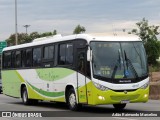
[67,88,81,111]
[113,103,126,110]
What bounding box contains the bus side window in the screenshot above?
[78,52,85,74]
[59,44,66,65]
[11,51,16,68]
[3,52,11,69]
[26,49,32,67]
[22,50,26,67]
[77,51,91,78]
[58,43,73,65]
[43,45,54,59]
[33,47,42,67]
[15,51,21,68]
[66,43,73,64]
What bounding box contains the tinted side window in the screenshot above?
[66,43,73,64]
[26,49,32,67]
[15,51,21,68]
[33,47,42,67]
[43,45,54,59]
[3,52,11,68]
[59,44,66,65]
[22,50,26,67]
[58,43,73,65]
[11,51,16,68]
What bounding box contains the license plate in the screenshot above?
[121,100,130,104]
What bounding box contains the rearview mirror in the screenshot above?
[87,49,92,61]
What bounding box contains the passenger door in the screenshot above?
[77,48,88,104]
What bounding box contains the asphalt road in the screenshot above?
[0,94,159,120]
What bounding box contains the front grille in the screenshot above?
[112,89,137,92]
[110,94,140,101]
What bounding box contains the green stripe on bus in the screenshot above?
[27,82,65,97]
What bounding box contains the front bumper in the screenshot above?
[87,84,149,105]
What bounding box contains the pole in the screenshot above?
[15,0,18,45]
[23,25,30,34]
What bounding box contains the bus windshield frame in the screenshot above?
[90,41,148,84]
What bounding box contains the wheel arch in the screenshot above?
[20,83,28,98]
[65,84,78,104]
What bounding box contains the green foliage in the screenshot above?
[149,62,160,72]
[40,32,53,37]
[73,24,86,34]
[6,30,57,46]
[53,30,57,35]
[30,32,40,40]
[6,33,31,46]
[129,18,160,65]
[145,40,160,64]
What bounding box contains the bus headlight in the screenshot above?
[93,82,109,91]
[140,82,149,89]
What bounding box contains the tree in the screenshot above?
[53,30,57,35]
[73,24,86,34]
[6,34,16,46]
[6,30,58,46]
[40,32,53,37]
[6,33,31,46]
[129,18,160,65]
[30,32,40,40]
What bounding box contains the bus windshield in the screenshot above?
[90,41,148,83]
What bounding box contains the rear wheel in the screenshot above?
[22,87,38,105]
[67,88,81,111]
[113,104,126,110]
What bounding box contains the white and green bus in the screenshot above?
[1,34,149,110]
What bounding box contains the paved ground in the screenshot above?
[0,94,160,120]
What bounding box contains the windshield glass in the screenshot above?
[90,41,148,82]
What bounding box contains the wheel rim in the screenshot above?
[23,90,27,103]
[69,93,76,108]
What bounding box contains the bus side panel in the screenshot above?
[17,68,76,102]
[2,70,21,98]
[2,68,78,102]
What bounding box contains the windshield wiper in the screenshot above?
[111,50,121,79]
[124,50,140,80]
[132,43,143,67]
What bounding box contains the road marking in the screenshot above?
[112,117,137,120]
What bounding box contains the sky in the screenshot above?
[0,0,160,41]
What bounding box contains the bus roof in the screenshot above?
[3,34,141,52]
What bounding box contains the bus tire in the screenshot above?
[113,103,126,110]
[22,87,37,105]
[67,88,81,111]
